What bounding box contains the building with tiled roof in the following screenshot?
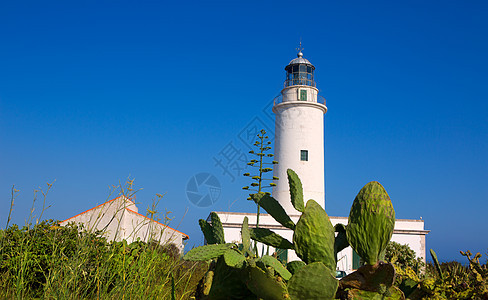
[59,196,188,252]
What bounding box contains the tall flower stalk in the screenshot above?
[242,129,278,228]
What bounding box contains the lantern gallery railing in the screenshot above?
[273,94,326,106]
[284,78,316,88]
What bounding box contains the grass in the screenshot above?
[0,180,207,299]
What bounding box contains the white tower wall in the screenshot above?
[273,84,327,214]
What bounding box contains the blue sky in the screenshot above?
[1,0,487,262]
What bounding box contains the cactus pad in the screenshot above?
[241,216,251,253]
[346,181,395,265]
[250,227,294,249]
[287,169,304,212]
[199,219,217,245]
[259,255,292,280]
[287,262,339,300]
[223,249,246,268]
[244,265,289,300]
[293,199,336,270]
[210,212,225,244]
[183,243,235,261]
[252,193,295,230]
[334,223,349,258]
[286,260,306,275]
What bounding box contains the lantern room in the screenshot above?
[284,51,315,87]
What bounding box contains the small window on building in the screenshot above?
[300,150,308,161]
[300,90,307,101]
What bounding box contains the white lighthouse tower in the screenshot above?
[272,46,327,214]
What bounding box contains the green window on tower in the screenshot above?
[300,90,307,101]
[300,150,308,161]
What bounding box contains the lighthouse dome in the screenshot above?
[288,52,314,67]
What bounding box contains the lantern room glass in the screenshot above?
[285,64,315,87]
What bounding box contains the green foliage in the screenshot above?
[392,249,488,299]
[385,241,424,274]
[347,181,395,265]
[0,221,206,299]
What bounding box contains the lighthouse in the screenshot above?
[272,46,327,214]
[212,47,428,269]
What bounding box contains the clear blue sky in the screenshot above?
[1,0,487,262]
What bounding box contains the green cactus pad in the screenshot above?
[223,249,246,268]
[199,219,217,245]
[250,227,294,249]
[252,193,295,230]
[244,265,289,300]
[241,216,251,253]
[286,260,306,275]
[334,223,349,258]
[183,243,235,261]
[287,262,339,300]
[210,212,225,244]
[430,249,443,280]
[346,181,395,265]
[293,199,336,270]
[201,270,214,296]
[259,255,292,280]
[287,169,304,212]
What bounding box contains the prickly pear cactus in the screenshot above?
[287,260,306,275]
[223,249,246,268]
[241,216,251,253]
[183,243,235,261]
[293,199,336,271]
[287,262,339,300]
[334,223,349,259]
[204,257,254,300]
[259,255,292,280]
[252,193,295,230]
[210,212,225,244]
[250,227,294,249]
[199,219,217,245]
[346,181,395,265]
[244,265,289,300]
[287,168,304,212]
